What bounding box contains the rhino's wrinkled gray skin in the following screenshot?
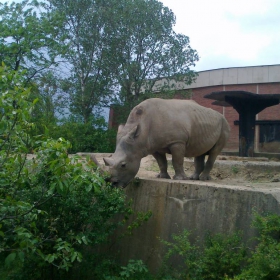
[104,98,230,188]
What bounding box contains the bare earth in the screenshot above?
[92,154,280,190]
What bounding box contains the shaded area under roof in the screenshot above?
[204,91,280,157]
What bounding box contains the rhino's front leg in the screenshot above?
[169,143,188,180]
[153,152,171,179]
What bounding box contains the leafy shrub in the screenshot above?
[0,65,149,280]
[159,230,199,279]
[104,259,152,280]
[158,213,280,280]
[159,230,247,280]
[233,212,280,280]
[200,232,247,280]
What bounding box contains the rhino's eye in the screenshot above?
[121,162,126,168]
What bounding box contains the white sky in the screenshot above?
[161,0,280,71]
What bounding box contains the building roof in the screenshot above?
[205,90,280,114]
[152,64,280,92]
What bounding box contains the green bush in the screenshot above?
[159,230,199,279]
[0,65,150,280]
[158,213,280,280]
[159,230,247,280]
[104,259,152,280]
[233,212,280,280]
[200,232,247,280]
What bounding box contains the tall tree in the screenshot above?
[49,0,115,123]
[49,0,198,122]
[105,0,199,105]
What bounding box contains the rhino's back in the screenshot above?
[126,98,229,156]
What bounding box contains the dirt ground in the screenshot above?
[93,153,280,189]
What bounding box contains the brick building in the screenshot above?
[109,65,280,154]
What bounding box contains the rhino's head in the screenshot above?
[103,125,141,188]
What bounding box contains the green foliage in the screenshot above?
[105,0,198,103]
[0,65,151,279]
[160,230,199,279]
[158,213,280,280]
[125,210,153,236]
[0,63,33,151]
[29,71,67,134]
[0,69,102,273]
[104,260,151,280]
[159,230,247,280]
[49,0,115,123]
[200,232,247,280]
[0,0,62,78]
[49,117,117,153]
[233,212,280,280]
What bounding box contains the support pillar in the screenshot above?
[239,111,256,157]
[204,91,280,157]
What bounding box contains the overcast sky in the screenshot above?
[161,0,280,71]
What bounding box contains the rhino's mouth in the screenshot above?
[111,181,120,188]
[111,180,130,189]
[110,179,124,188]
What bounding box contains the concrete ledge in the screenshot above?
[112,178,280,272]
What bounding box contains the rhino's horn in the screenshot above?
[89,154,109,175]
[89,154,100,166]
[103,157,114,166]
[76,153,100,166]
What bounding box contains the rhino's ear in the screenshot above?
[118,124,124,134]
[104,157,114,166]
[128,125,140,140]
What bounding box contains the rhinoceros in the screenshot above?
[103,98,230,188]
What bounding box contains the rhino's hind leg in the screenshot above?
[199,154,215,180]
[189,155,205,180]
[199,148,220,180]
[153,152,171,179]
[199,125,228,180]
[169,143,188,180]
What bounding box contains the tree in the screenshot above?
[49,0,115,123]
[30,71,69,136]
[49,0,198,122]
[0,0,69,137]
[0,0,62,83]
[105,0,199,105]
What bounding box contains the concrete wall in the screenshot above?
[112,179,280,273]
